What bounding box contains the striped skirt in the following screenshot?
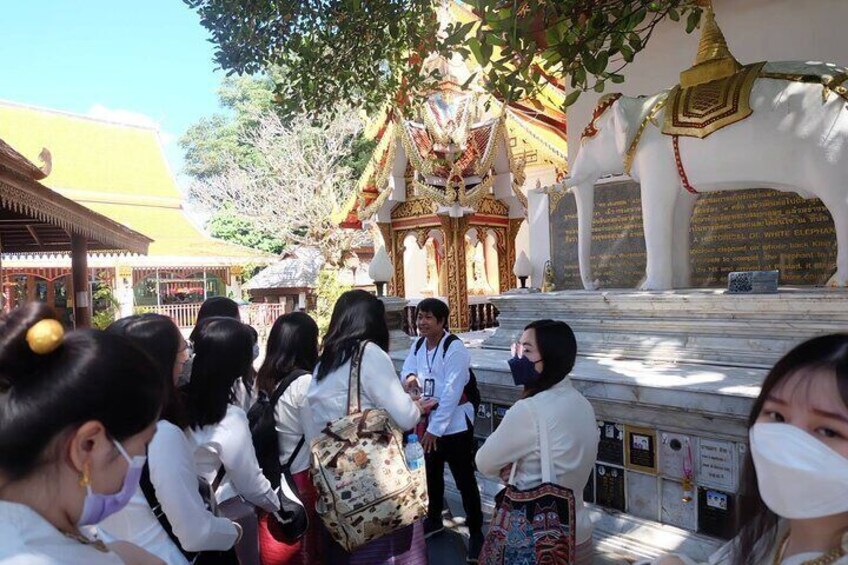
[324,520,427,565]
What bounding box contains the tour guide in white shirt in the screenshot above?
[401,298,484,562]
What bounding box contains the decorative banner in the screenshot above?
[625,425,658,475]
[549,180,837,289]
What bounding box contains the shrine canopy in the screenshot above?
[0,100,268,266]
[337,1,569,229]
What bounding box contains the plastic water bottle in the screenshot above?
[405,434,425,471]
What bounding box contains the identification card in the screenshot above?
[423,378,436,398]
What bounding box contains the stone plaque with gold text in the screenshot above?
[549,180,836,289]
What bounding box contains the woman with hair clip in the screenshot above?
[184,317,280,565]
[652,334,848,565]
[99,314,240,564]
[0,303,165,564]
[475,319,598,565]
[255,312,323,565]
[306,290,437,565]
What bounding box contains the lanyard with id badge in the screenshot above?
[423,345,438,399]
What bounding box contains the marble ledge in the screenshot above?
[391,346,763,421]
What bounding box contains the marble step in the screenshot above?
[486,287,848,366]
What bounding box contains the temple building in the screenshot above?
[338,3,569,332]
[0,100,270,327]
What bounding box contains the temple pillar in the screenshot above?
[377,222,404,297]
[439,215,470,332]
[71,233,91,328]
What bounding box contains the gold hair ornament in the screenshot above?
[26,319,64,355]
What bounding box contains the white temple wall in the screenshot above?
[566,0,848,165]
[402,234,428,298]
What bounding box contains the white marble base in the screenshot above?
[485,287,848,367]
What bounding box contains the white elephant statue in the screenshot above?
[565,61,848,290]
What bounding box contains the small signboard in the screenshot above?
[474,402,493,437]
[698,438,738,491]
[697,487,737,539]
[597,420,625,466]
[625,425,658,474]
[492,404,510,431]
[659,432,696,480]
[595,464,626,511]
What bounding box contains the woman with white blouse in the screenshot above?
[254,312,322,565]
[475,319,598,565]
[101,314,240,564]
[184,317,280,565]
[306,290,436,565]
[0,303,164,565]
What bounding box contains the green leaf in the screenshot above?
[467,37,483,64]
[668,8,680,22]
[686,10,702,33]
[563,90,581,108]
[594,81,606,93]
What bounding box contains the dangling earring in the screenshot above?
[79,462,91,488]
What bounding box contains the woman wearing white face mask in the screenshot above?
[653,334,848,565]
[0,303,165,565]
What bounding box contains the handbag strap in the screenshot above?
[507,399,555,485]
[346,341,368,416]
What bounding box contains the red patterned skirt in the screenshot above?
[258,470,324,565]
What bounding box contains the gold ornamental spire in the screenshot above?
[679,1,742,87]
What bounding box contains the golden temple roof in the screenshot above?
[0,100,270,262]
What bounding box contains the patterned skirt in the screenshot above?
[258,470,325,565]
[324,520,427,565]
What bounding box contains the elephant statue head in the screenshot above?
[564,92,664,289]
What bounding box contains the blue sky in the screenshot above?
[0,0,225,184]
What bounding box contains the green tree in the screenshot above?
[185,0,703,114]
[207,208,286,254]
[312,268,353,339]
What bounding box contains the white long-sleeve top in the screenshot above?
[306,342,421,442]
[475,378,598,545]
[0,501,125,565]
[400,333,473,437]
[186,404,280,513]
[274,372,312,474]
[99,420,238,563]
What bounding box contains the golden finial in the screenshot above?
[679,1,742,88]
[26,319,64,355]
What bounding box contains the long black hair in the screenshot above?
[521,319,577,398]
[107,313,187,428]
[184,316,255,428]
[0,303,163,480]
[257,312,319,394]
[732,333,848,565]
[316,290,389,381]
[189,296,240,343]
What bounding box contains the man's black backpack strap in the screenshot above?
[139,462,198,561]
[414,334,481,411]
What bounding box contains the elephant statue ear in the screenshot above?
[611,96,641,160]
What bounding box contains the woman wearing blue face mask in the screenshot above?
[475,319,598,565]
[652,334,848,565]
[0,303,165,564]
